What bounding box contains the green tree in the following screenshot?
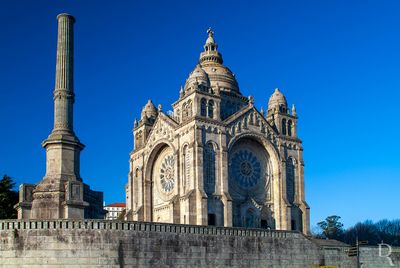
[0,175,19,219]
[317,215,344,240]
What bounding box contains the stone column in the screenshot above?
[43,13,84,181]
[53,13,75,133]
[29,13,88,219]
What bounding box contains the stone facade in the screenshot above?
[14,14,104,220]
[126,29,310,234]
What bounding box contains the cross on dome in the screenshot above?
[207,27,214,38]
[205,27,216,46]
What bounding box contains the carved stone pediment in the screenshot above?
[145,112,179,146]
[224,106,278,142]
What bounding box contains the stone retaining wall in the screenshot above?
[0,220,395,267]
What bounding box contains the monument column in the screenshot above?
[53,13,75,134]
[29,13,88,219]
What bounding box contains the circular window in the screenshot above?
[231,150,261,188]
[159,155,175,192]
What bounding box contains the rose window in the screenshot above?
[231,150,261,188]
[160,155,175,192]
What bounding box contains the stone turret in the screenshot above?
[140,99,158,124]
[133,100,158,151]
[266,88,297,137]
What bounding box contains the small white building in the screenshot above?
[104,202,125,220]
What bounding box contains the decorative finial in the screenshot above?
[134,118,138,128]
[248,95,254,106]
[179,86,184,98]
[292,104,297,116]
[260,107,264,116]
[207,27,214,37]
[158,104,162,112]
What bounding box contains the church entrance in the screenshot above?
[244,209,256,228]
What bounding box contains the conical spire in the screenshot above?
[268,88,288,111]
[292,104,297,116]
[141,99,158,120]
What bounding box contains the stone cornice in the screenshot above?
[42,133,84,150]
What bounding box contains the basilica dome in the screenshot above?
[200,64,239,93]
[184,28,240,94]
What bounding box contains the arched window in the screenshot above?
[288,120,292,136]
[204,143,216,195]
[286,158,295,204]
[182,145,190,192]
[201,98,207,117]
[208,100,214,119]
[182,103,187,120]
[135,130,143,148]
[134,168,140,208]
[186,100,193,117]
[282,119,287,135]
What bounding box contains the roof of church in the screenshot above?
[184,28,240,94]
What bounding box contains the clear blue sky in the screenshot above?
[1,0,399,228]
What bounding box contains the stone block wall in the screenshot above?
[359,246,400,268]
[0,220,395,267]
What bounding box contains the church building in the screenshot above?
[125,29,310,234]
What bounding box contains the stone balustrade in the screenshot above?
[0,219,301,238]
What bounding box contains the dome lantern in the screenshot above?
[200,28,223,64]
